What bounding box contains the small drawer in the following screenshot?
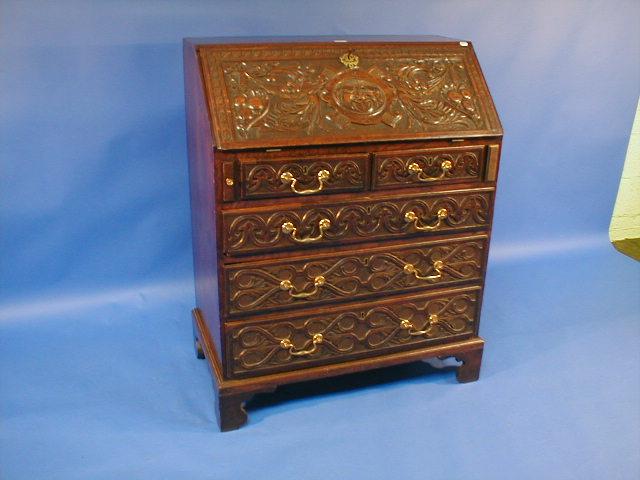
[222,187,492,256]
[224,234,487,317]
[234,154,369,200]
[225,286,481,377]
[373,145,487,190]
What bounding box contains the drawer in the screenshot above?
[222,187,493,256]
[373,145,487,190]
[224,234,487,316]
[225,286,481,377]
[232,153,369,200]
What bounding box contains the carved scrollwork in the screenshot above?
[205,45,494,145]
[242,158,364,198]
[376,149,482,187]
[223,56,483,138]
[223,191,491,254]
[229,291,478,373]
[227,239,485,314]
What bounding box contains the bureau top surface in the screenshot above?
[187,36,502,150]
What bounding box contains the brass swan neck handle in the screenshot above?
[407,160,453,182]
[280,333,324,356]
[280,275,326,299]
[404,208,448,232]
[403,260,444,281]
[280,169,330,195]
[400,314,440,336]
[281,218,331,243]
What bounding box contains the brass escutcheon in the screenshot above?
[339,52,359,69]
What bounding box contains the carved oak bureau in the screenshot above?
[183,36,502,431]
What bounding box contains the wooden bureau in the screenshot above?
[183,36,502,431]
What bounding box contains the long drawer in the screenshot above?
[224,233,487,316]
[222,187,493,256]
[225,286,482,377]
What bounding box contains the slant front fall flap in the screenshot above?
[198,41,502,149]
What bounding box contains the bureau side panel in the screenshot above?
[474,138,502,336]
[184,40,222,357]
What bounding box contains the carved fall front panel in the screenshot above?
[222,189,492,255]
[199,44,501,148]
[227,289,480,376]
[225,236,486,316]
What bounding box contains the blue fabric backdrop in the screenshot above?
[1,1,639,479]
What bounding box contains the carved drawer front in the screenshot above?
[225,234,487,316]
[226,287,481,377]
[373,145,486,190]
[236,154,369,200]
[222,187,492,256]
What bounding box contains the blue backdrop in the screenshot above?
[1,2,639,479]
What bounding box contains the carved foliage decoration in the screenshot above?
[224,55,483,139]
[242,158,365,198]
[375,148,482,187]
[200,44,500,146]
[229,291,478,373]
[223,191,491,254]
[227,239,485,314]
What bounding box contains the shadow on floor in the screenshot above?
[246,359,459,412]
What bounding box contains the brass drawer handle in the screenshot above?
[280,333,324,356]
[404,208,448,231]
[280,169,330,195]
[282,218,331,243]
[401,314,439,336]
[407,160,453,182]
[280,275,326,298]
[403,260,444,281]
